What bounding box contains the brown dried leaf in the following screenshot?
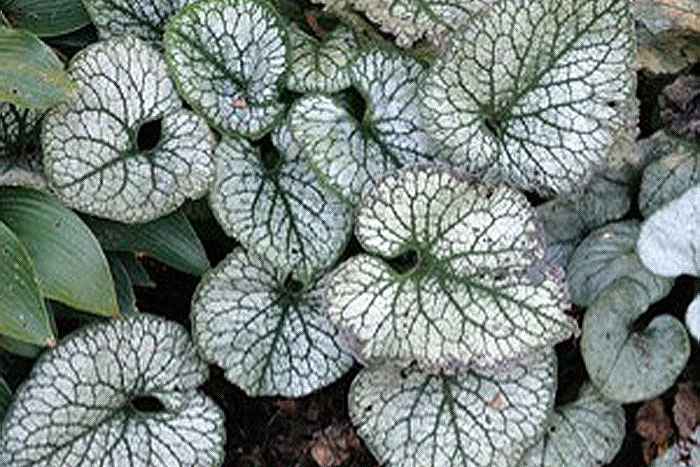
[636,398,674,443]
[674,382,700,438]
[310,423,362,467]
[661,75,700,138]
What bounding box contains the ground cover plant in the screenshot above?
[0,0,698,465]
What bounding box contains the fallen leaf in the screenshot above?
[661,75,700,138]
[636,398,674,444]
[309,423,362,467]
[674,382,700,438]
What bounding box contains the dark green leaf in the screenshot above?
[0,0,90,37]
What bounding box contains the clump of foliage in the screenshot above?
[0,0,698,465]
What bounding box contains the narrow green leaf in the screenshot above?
[83,210,210,276]
[0,220,54,346]
[106,253,136,314]
[0,187,118,316]
[115,252,153,287]
[0,28,74,108]
[0,375,11,417]
[0,0,90,37]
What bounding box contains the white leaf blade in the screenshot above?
[350,351,558,467]
[42,36,215,223]
[191,248,354,397]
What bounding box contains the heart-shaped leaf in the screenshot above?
[311,0,487,47]
[1,0,90,37]
[638,137,700,217]
[0,28,75,109]
[520,382,626,466]
[421,0,636,194]
[42,35,215,223]
[581,278,690,403]
[0,314,225,466]
[164,0,288,139]
[0,220,54,347]
[82,0,196,40]
[286,24,358,93]
[191,247,354,397]
[638,184,700,277]
[349,351,557,467]
[288,50,433,203]
[567,221,673,307]
[209,123,352,282]
[326,165,576,370]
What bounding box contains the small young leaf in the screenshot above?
[0,0,90,37]
[520,383,626,467]
[289,50,433,203]
[209,123,352,282]
[567,221,673,307]
[191,248,354,397]
[82,0,197,40]
[0,220,54,347]
[581,278,690,403]
[163,0,288,139]
[349,351,557,467]
[638,185,700,277]
[0,187,118,316]
[0,28,74,108]
[286,24,358,93]
[326,165,576,370]
[421,0,636,195]
[639,137,700,217]
[0,314,225,466]
[42,36,215,223]
[83,210,210,276]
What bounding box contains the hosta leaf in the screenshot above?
[0,28,74,108]
[191,247,354,397]
[0,187,118,315]
[312,0,488,47]
[326,165,576,370]
[164,0,288,139]
[0,0,90,37]
[0,220,54,347]
[286,24,358,93]
[638,185,700,277]
[349,351,557,467]
[82,0,197,40]
[581,278,689,403]
[639,137,700,217]
[288,50,433,203]
[0,314,225,466]
[520,383,626,467]
[567,221,673,307]
[83,210,210,276]
[686,294,700,341]
[209,123,352,282]
[421,0,636,195]
[42,35,215,223]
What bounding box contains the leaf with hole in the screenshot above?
[638,137,700,217]
[209,123,352,283]
[567,221,673,307]
[42,35,215,223]
[83,210,210,276]
[0,220,54,347]
[0,0,90,37]
[326,165,576,370]
[164,0,288,139]
[0,28,75,109]
[0,187,118,315]
[288,50,433,203]
[82,0,197,40]
[191,247,354,397]
[520,382,626,467]
[638,184,700,277]
[421,0,636,195]
[349,351,557,467]
[581,278,689,403]
[0,314,225,466]
[286,24,358,93]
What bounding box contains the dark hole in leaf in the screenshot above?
[387,250,418,274]
[129,394,165,413]
[607,101,617,109]
[252,133,281,171]
[136,119,162,151]
[283,274,304,294]
[483,117,502,137]
[339,87,367,123]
